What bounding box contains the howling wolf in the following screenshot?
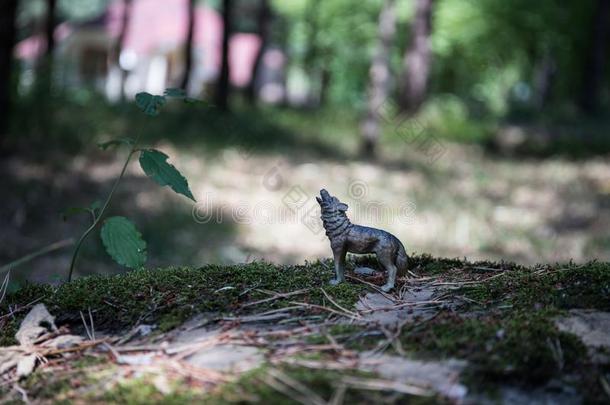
[316,189,409,292]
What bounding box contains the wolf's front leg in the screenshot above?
[330,248,346,285]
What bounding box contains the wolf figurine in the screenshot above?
[316,189,409,292]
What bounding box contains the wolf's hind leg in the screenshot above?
[377,252,397,292]
[330,248,346,285]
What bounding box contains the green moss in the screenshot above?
[209,365,444,405]
[400,310,587,384]
[410,254,467,275]
[95,377,209,404]
[1,260,364,343]
[462,261,610,310]
[18,356,106,402]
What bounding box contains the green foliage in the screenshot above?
[100,217,147,269]
[163,88,187,98]
[97,137,135,150]
[139,149,196,202]
[135,92,166,117]
[66,90,197,281]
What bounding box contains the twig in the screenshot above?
[454,295,482,306]
[357,299,445,314]
[13,383,31,404]
[266,368,327,405]
[346,274,396,301]
[222,312,290,323]
[40,339,107,356]
[0,270,9,305]
[0,297,44,320]
[431,272,507,287]
[79,308,96,341]
[600,375,610,400]
[241,289,309,308]
[341,376,431,397]
[320,288,359,317]
[289,301,361,321]
[546,337,564,371]
[468,266,505,273]
[0,238,74,274]
[329,383,347,405]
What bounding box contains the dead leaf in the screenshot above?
[15,304,58,346]
[16,354,37,379]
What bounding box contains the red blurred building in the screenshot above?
[15,0,263,100]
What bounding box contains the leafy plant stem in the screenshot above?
[67,132,143,282]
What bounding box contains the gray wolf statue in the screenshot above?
[316,189,409,292]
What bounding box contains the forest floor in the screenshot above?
[1,256,609,404]
[5,105,610,286]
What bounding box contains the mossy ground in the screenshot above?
[1,256,609,403]
[0,259,363,345]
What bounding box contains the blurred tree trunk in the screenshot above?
[319,66,331,105]
[180,0,196,91]
[246,0,271,105]
[111,0,133,101]
[580,0,610,114]
[45,0,57,59]
[215,0,233,112]
[360,0,397,158]
[0,0,18,145]
[533,51,556,110]
[304,0,323,106]
[38,0,57,89]
[399,0,434,112]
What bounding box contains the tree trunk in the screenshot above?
[533,51,556,111]
[111,0,133,101]
[303,0,322,106]
[579,0,610,114]
[36,0,57,94]
[319,66,331,105]
[45,0,57,58]
[0,0,18,144]
[360,0,397,158]
[399,0,434,112]
[180,0,196,91]
[246,0,271,104]
[215,0,233,112]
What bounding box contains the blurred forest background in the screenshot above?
[2,0,610,285]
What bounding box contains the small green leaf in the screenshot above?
[135,92,166,116]
[100,216,147,269]
[63,200,103,221]
[164,88,186,98]
[90,200,103,212]
[139,149,196,201]
[98,137,134,150]
[62,207,90,221]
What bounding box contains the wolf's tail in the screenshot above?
[396,241,409,276]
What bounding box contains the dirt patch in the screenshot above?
[555,309,610,363]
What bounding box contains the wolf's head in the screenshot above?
[316,189,348,214]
